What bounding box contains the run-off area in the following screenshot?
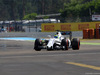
[0,40,100,75]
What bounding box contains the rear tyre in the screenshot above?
[71,38,80,50]
[61,39,69,50]
[34,39,41,51]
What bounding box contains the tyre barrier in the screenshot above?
[96,28,100,39]
[83,28,100,39]
[83,29,89,39]
[89,29,94,39]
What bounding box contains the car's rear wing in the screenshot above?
[61,31,72,40]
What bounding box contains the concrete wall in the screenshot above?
[0,31,83,38]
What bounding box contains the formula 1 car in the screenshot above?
[34,31,80,51]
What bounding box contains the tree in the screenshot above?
[60,0,98,22]
[23,13,37,20]
[1,0,100,22]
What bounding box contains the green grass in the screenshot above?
[81,42,100,45]
[80,39,100,41]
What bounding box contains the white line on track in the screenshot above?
[0,52,100,58]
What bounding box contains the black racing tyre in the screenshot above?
[47,46,53,51]
[71,38,80,50]
[34,39,41,51]
[61,39,69,50]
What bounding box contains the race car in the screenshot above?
[34,31,80,51]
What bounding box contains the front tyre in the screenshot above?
[34,39,41,51]
[71,38,80,50]
[61,39,69,50]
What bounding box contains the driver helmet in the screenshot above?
[54,35,58,38]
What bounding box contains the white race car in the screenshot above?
[34,31,80,51]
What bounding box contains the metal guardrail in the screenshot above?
[0,19,59,32]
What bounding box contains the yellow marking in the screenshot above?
[66,62,100,70]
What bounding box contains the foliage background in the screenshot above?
[0,0,100,22]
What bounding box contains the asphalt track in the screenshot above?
[0,40,100,75]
